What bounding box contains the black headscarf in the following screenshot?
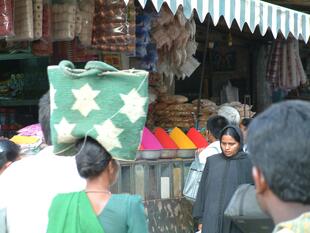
[219,125,244,158]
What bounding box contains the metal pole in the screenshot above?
[196,16,211,129]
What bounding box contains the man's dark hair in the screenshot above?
[75,137,112,179]
[247,100,310,204]
[39,91,51,145]
[0,139,20,169]
[240,118,252,128]
[206,115,229,139]
[0,149,8,169]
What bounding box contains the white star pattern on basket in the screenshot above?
[54,117,76,143]
[50,84,57,113]
[119,89,147,123]
[94,119,124,151]
[71,83,100,117]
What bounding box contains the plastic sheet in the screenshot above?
[0,0,14,37]
[92,0,136,54]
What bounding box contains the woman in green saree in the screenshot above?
[47,137,149,233]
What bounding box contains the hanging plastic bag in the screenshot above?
[183,152,205,202]
[7,0,34,41]
[0,0,14,37]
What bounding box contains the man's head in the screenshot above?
[39,91,51,145]
[240,118,252,142]
[206,115,229,143]
[0,139,21,174]
[247,100,310,215]
[218,105,241,126]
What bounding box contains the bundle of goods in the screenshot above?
[92,0,136,53]
[0,0,14,37]
[192,99,219,128]
[7,0,34,41]
[151,5,200,82]
[76,0,95,47]
[154,95,195,129]
[32,0,53,56]
[221,102,255,119]
[52,0,77,41]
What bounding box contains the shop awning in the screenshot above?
[135,0,310,42]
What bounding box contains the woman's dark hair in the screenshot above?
[0,139,20,163]
[220,126,241,144]
[75,137,112,179]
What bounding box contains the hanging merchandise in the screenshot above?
[33,0,43,40]
[32,0,53,56]
[266,37,307,91]
[76,0,95,47]
[92,0,136,54]
[48,60,149,160]
[7,0,34,41]
[0,0,14,37]
[151,5,200,82]
[52,0,77,41]
[134,12,158,72]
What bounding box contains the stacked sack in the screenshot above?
[154,95,195,129]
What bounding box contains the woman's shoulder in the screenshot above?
[111,194,143,205]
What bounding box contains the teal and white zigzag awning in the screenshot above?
[129,0,310,43]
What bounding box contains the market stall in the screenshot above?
[1,1,310,232]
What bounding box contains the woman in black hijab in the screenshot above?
[193,125,253,233]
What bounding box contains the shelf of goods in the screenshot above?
[0,99,38,107]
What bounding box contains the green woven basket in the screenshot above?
[48,60,149,160]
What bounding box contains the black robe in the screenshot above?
[193,151,253,233]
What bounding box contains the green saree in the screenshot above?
[47,191,105,233]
